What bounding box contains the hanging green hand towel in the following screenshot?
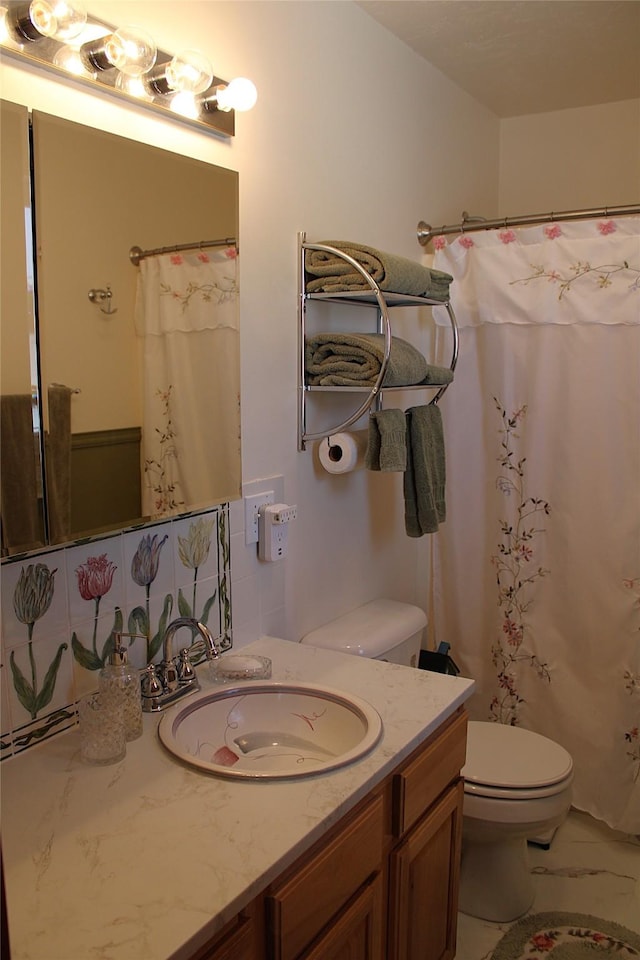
[404,404,446,537]
[366,409,407,471]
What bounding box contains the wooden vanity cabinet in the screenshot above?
[178,900,265,960]
[184,708,467,960]
[266,793,387,960]
[266,707,467,960]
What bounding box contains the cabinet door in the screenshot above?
[388,781,463,960]
[185,911,260,960]
[267,795,384,960]
[393,710,467,837]
[305,872,384,960]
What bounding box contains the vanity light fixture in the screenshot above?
[0,0,256,137]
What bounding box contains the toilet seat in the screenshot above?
[464,777,573,800]
[462,721,573,800]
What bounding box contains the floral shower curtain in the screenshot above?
[432,216,640,833]
[135,246,240,517]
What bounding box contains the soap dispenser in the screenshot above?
[99,633,143,741]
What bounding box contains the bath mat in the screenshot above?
[490,912,640,959]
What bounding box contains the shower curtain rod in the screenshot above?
[417,203,640,246]
[129,237,237,266]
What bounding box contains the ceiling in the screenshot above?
[354,1,640,117]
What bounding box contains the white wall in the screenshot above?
[1,1,500,645]
[499,99,640,214]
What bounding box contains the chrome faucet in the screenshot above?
[141,617,220,712]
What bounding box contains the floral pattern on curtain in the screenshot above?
[135,247,241,517]
[432,216,640,833]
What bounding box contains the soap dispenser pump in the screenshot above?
[99,633,143,741]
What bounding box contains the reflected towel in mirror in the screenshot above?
[45,383,72,543]
[0,394,43,550]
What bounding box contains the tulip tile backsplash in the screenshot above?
[1,505,231,759]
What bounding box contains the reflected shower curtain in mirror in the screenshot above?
[432,216,640,832]
[135,247,240,517]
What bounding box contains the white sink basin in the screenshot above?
[157,681,383,779]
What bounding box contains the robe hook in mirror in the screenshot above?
[88,284,117,315]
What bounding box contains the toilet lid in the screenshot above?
[462,721,573,790]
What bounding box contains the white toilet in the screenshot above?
[460,719,573,921]
[301,597,427,666]
[301,599,574,924]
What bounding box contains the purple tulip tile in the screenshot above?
[122,523,175,608]
[126,590,186,670]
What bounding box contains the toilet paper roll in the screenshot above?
[318,430,368,475]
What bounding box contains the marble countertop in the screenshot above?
[1,636,474,960]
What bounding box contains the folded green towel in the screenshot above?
[366,409,407,471]
[417,365,454,386]
[305,241,453,301]
[404,404,446,537]
[306,332,435,387]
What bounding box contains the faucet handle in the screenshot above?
[176,648,196,683]
[141,663,164,700]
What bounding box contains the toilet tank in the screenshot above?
[301,599,427,667]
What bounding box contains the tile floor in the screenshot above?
[455,809,640,960]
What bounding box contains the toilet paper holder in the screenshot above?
[318,431,368,475]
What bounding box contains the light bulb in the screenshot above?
[8,0,85,41]
[166,49,213,94]
[214,77,257,113]
[53,43,95,76]
[0,6,14,45]
[107,26,156,76]
[170,91,199,120]
[116,71,154,101]
[81,25,156,77]
[52,22,107,75]
[29,0,85,39]
[145,48,213,97]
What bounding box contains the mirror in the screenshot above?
[0,101,241,557]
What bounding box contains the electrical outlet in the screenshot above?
[244,491,274,545]
[258,503,296,561]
